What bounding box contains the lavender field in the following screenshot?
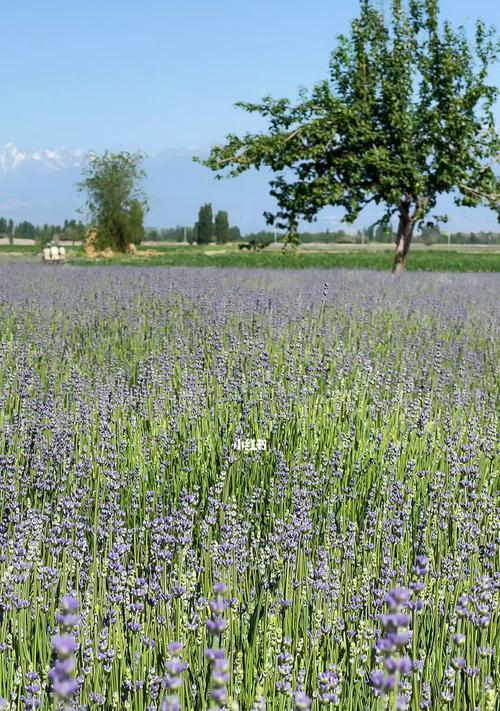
[0,265,498,711]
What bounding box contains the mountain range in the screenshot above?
[0,143,498,233]
[0,143,278,233]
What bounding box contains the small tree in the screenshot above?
[77,151,148,252]
[196,203,214,244]
[199,0,499,271]
[214,210,230,243]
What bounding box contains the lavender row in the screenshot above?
[0,265,498,710]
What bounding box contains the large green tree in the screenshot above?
[77,151,148,252]
[199,0,500,271]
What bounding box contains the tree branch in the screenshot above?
[458,183,499,206]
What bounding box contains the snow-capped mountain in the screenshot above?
[0,142,276,230]
[0,143,498,232]
[0,143,85,174]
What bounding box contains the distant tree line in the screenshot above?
[144,205,500,245]
[145,224,500,245]
[415,225,500,245]
[146,204,241,244]
[0,217,87,245]
[239,227,500,245]
[3,212,500,247]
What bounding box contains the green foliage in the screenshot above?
[214,210,230,243]
[147,228,161,241]
[77,150,148,252]
[195,203,214,244]
[126,200,146,245]
[71,246,500,272]
[0,217,87,245]
[62,219,87,243]
[199,0,500,270]
[228,225,241,242]
[14,220,37,239]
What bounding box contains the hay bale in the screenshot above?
[85,230,98,258]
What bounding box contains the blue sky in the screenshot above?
[1,0,498,153]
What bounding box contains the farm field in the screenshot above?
[0,264,498,711]
[69,249,500,272]
[1,243,500,272]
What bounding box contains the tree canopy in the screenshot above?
[194,203,214,244]
[77,151,148,252]
[214,210,230,243]
[199,0,500,270]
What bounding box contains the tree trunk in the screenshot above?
[393,203,414,274]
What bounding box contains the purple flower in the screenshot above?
[52,678,79,698]
[384,675,397,692]
[49,657,75,678]
[55,613,80,629]
[166,659,185,676]
[206,617,227,635]
[398,657,413,675]
[380,613,410,629]
[161,697,181,711]
[165,677,183,691]
[294,691,311,709]
[210,686,228,704]
[387,587,410,609]
[384,657,397,673]
[168,641,183,655]
[415,556,429,575]
[396,695,410,710]
[370,670,385,689]
[376,637,397,654]
[51,635,77,657]
[60,595,79,612]
[211,668,230,686]
[391,631,412,647]
[209,600,226,615]
[205,648,226,662]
